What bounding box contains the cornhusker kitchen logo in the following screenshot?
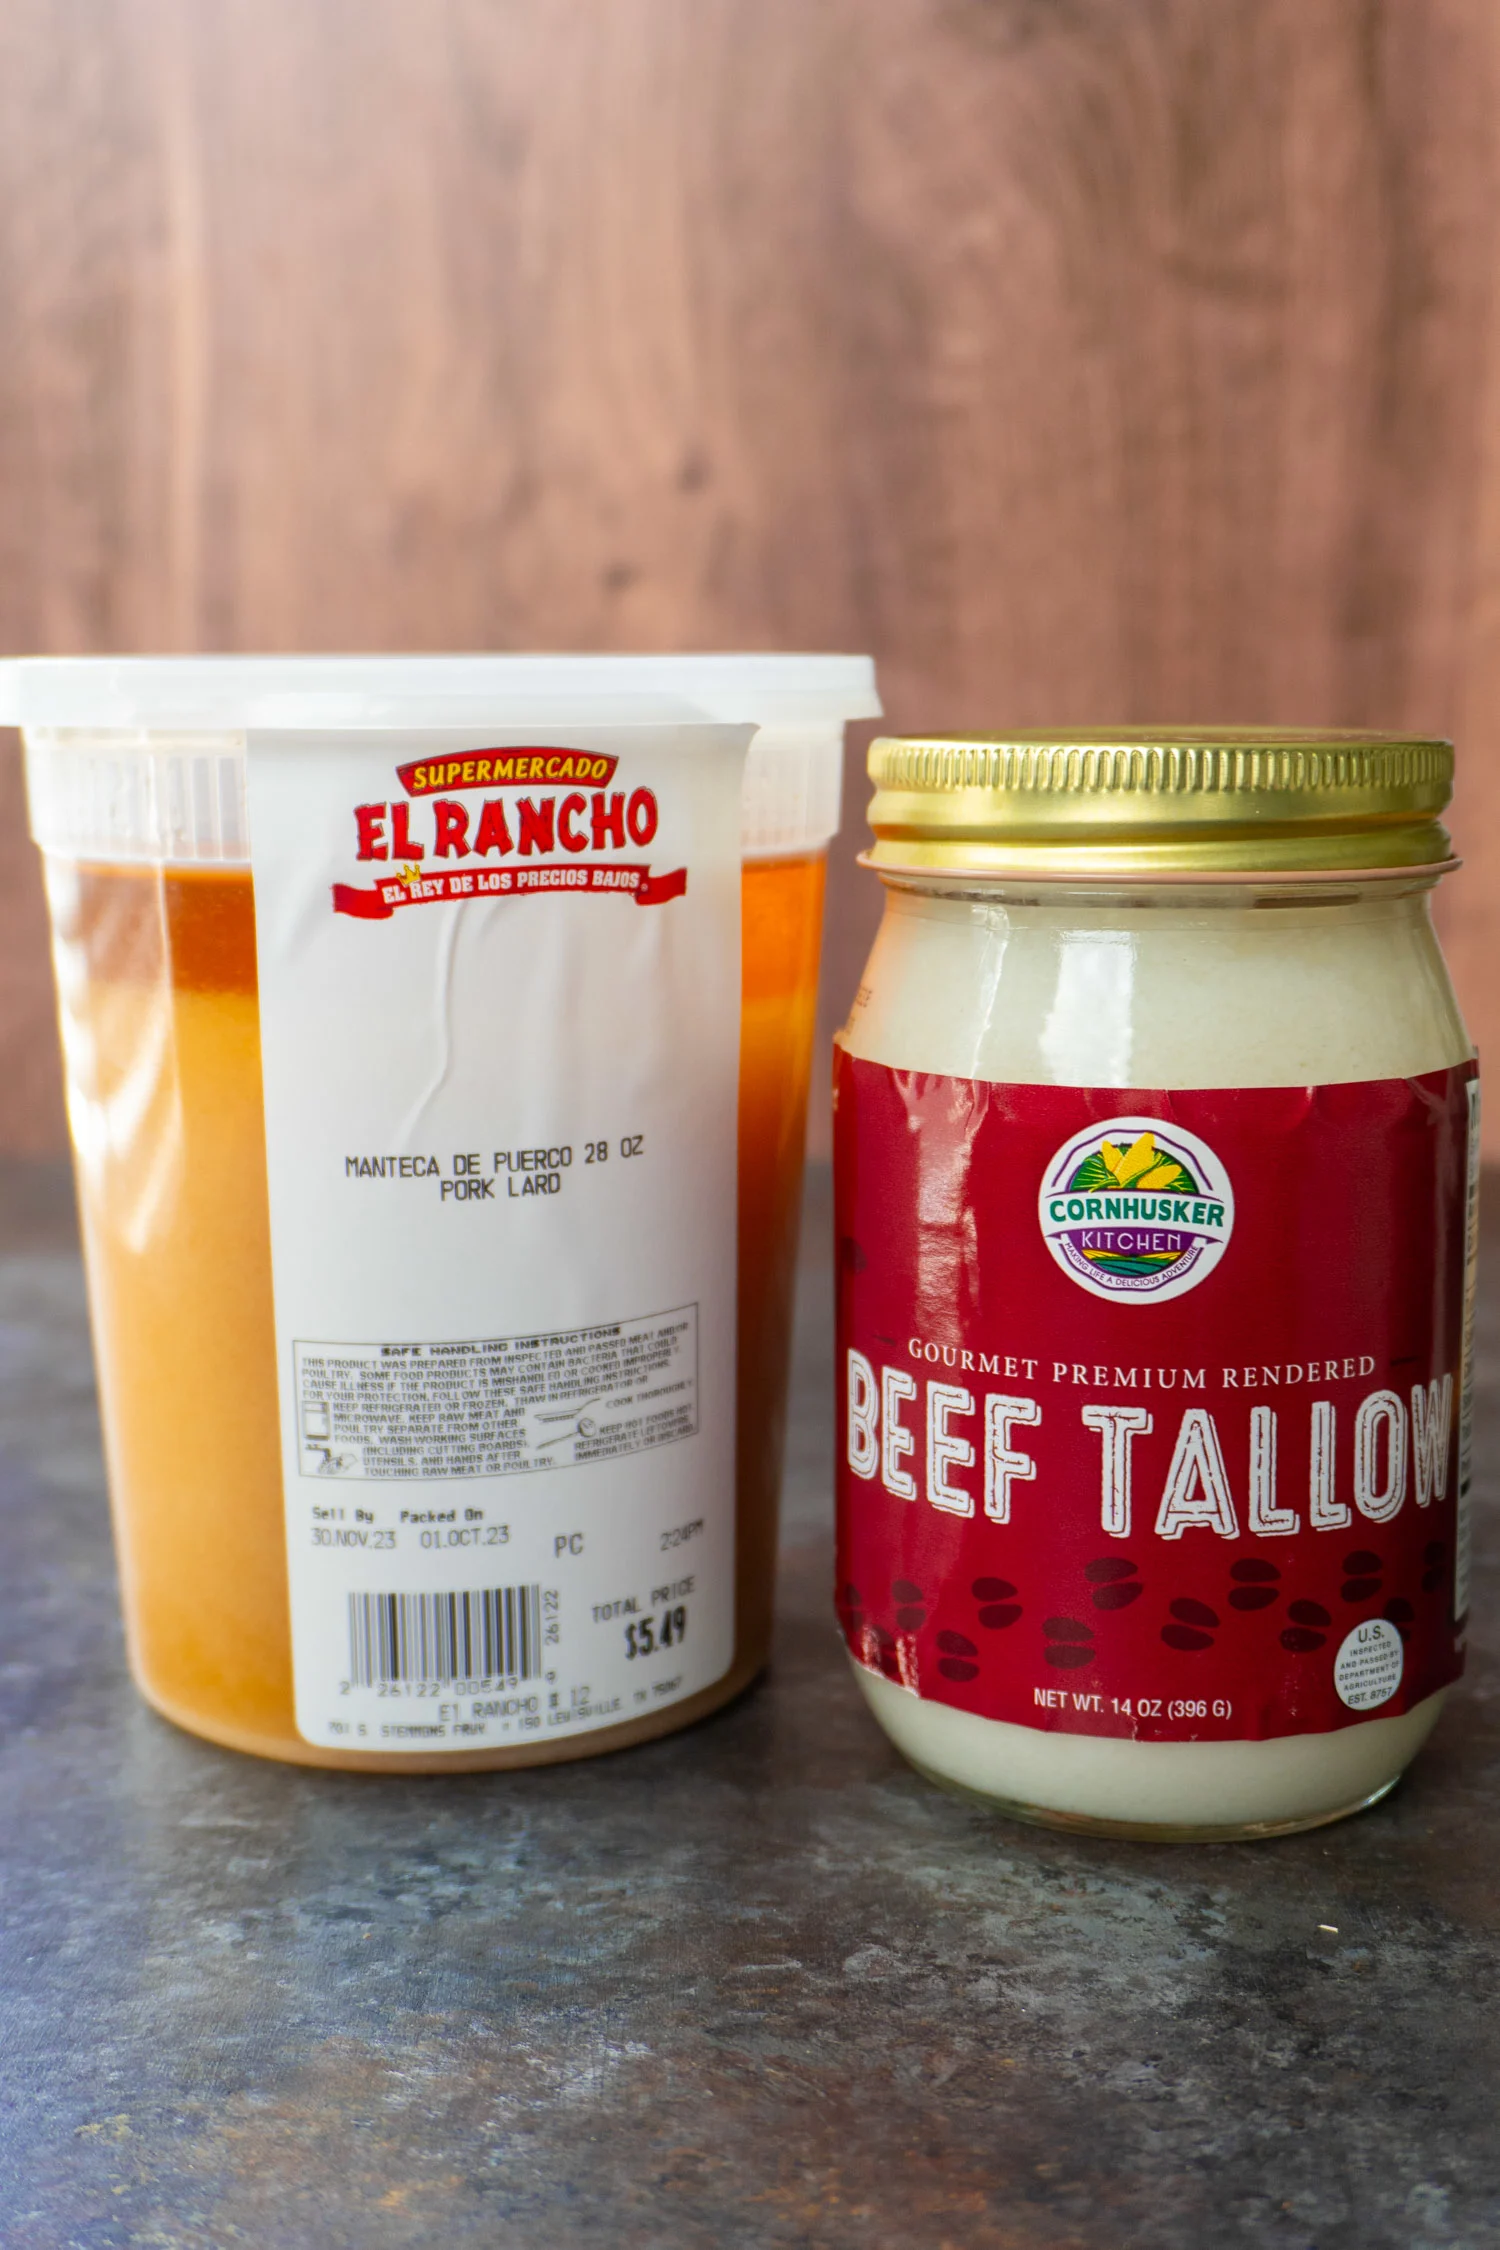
[331,747,687,920]
[1038,1116,1234,1304]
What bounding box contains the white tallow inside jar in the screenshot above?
[836,875,1471,1836]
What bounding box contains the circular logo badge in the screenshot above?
[1037,1115,1234,1304]
[1334,1618,1404,1712]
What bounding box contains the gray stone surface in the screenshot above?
[1,1164,1498,2250]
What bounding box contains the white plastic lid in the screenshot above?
[0,653,879,731]
[11,653,880,865]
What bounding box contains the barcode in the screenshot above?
[346,1586,543,1686]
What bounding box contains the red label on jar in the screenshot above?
[833,1053,1477,1743]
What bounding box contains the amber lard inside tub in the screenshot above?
[833,728,1477,1839]
[8,653,880,1768]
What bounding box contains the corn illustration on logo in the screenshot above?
[1090,1131,1198,1195]
[1038,1116,1234,1304]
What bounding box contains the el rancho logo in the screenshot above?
[1037,1116,1234,1304]
[332,748,686,920]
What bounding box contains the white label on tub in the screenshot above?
[246,727,748,1752]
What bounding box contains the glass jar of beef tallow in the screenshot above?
[834,729,1478,1839]
[7,653,880,1769]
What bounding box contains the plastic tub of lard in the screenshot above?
[7,653,879,1769]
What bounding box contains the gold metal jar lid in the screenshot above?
[863,727,1455,880]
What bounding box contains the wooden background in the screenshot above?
[2,0,1499,1155]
